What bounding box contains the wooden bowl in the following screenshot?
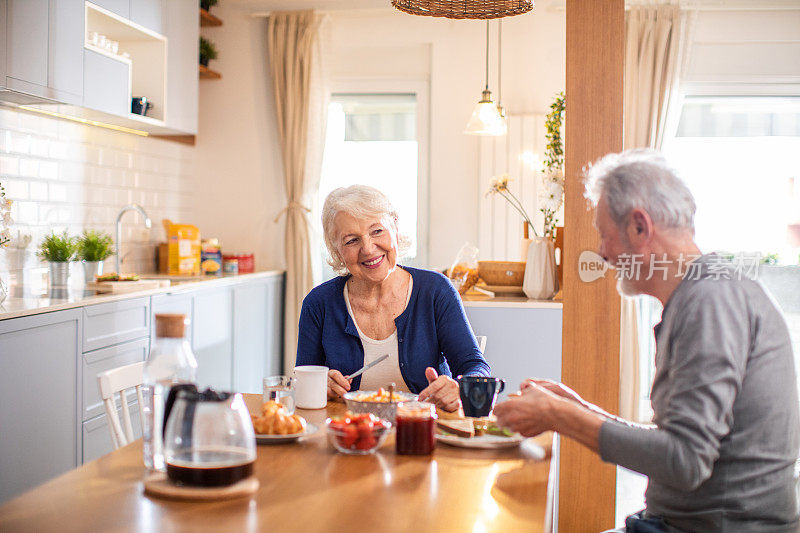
[478,261,526,286]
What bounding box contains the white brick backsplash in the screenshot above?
[0,155,19,175]
[3,178,28,199]
[0,107,191,274]
[38,161,58,180]
[29,181,48,201]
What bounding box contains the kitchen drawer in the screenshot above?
[81,337,148,421]
[82,297,150,352]
[82,404,141,464]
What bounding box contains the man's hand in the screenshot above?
[494,382,560,437]
[495,380,606,453]
[418,367,460,412]
[327,369,351,400]
[522,378,585,406]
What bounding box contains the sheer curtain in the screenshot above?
[621,4,694,421]
[267,11,326,371]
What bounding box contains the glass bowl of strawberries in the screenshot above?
[326,412,392,455]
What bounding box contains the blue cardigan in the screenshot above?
[295,266,490,394]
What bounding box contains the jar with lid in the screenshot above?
[142,313,198,471]
[395,401,437,455]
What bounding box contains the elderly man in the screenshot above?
[494,149,799,532]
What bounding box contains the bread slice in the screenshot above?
[436,418,475,438]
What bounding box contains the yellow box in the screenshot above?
[164,219,200,276]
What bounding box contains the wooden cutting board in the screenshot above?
[87,280,167,293]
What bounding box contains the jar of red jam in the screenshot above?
[395,401,437,455]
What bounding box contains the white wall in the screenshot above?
[192,4,566,270]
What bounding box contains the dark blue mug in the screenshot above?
[457,376,505,417]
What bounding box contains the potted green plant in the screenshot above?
[77,230,115,283]
[38,231,77,288]
[199,37,218,67]
[200,0,218,12]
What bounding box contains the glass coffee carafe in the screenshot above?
[163,386,256,487]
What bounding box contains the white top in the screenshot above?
[343,278,413,393]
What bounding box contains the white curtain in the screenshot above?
[267,11,326,372]
[621,4,694,422]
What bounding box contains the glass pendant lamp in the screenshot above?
[465,21,507,136]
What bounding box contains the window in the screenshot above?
[315,81,429,282]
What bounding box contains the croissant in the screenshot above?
[251,401,306,435]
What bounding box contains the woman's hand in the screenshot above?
[327,369,351,400]
[418,367,460,412]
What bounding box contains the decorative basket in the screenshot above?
[478,261,526,286]
[391,0,533,19]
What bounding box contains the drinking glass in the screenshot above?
[262,376,296,414]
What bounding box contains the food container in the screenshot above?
[327,413,391,455]
[343,390,418,423]
[223,258,238,275]
[201,239,222,275]
[477,261,526,286]
[164,219,201,276]
[223,253,254,274]
[395,401,437,455]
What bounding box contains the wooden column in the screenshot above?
[559,1,624,531]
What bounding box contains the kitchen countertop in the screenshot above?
[0,270,285,321]
[461,294,563,309]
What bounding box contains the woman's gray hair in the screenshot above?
[322,185,412,275]
[583,148,696,230]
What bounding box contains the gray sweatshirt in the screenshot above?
[599,255,800,532]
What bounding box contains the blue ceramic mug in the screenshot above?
[457,376,505,417]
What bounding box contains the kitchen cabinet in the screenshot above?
[233,275,285,394]
[92,0,129,19]
[130,0,164,40]
[0,309,81,504]
[82,404,141,463]
[3,0,83,105]
[82,49,129,117]
[0,273,284,499]
[162,0,199,134]
[193,288,234,390]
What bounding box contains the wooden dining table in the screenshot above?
[0,394,554,532]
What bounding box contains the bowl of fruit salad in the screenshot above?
[343,389,417,423]
[326,412,392,455]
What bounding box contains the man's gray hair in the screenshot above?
[584,148,696,230]
[322,185,412,275]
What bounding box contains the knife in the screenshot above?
[346,354,390,380]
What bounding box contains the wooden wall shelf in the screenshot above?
[200,9,222,27]
[199,65,221,79]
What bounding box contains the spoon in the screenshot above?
[345,354,389,380]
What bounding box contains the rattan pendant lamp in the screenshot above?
[391,0,533,20]
[464,21,507,136]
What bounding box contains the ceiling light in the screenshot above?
[391,0,533,20]
[465,21,507,136]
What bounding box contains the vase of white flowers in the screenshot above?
[523,93,565,300]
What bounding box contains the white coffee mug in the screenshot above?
[293,365,328,409]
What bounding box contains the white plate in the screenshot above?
[255,423,319,444]
[435,432,525,449]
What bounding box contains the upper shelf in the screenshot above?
[200,9,222,27]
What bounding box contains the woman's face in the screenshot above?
[334,211,398,283]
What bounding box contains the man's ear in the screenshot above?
[628,208,653,244]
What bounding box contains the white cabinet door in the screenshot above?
[83,49,130,116]
[6,0,48,88]
[48,0,84,104]
[232,275,285,393]
[0,309,81,504]
[82,404,141,464]
[193,288,233,391]
[163,0,198,134]
[130,0,163,34]
[91,0,129,19]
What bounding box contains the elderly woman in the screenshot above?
[296,185,490,412]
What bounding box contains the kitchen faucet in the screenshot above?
[115,204,152,275]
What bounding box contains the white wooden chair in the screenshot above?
[476,335,487,354]
[96,361,146,449]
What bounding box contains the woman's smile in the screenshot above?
[361,255,385,269]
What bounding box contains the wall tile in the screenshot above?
[3,178,29,200]
[19,159,39,178]
[29,181,48,202]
